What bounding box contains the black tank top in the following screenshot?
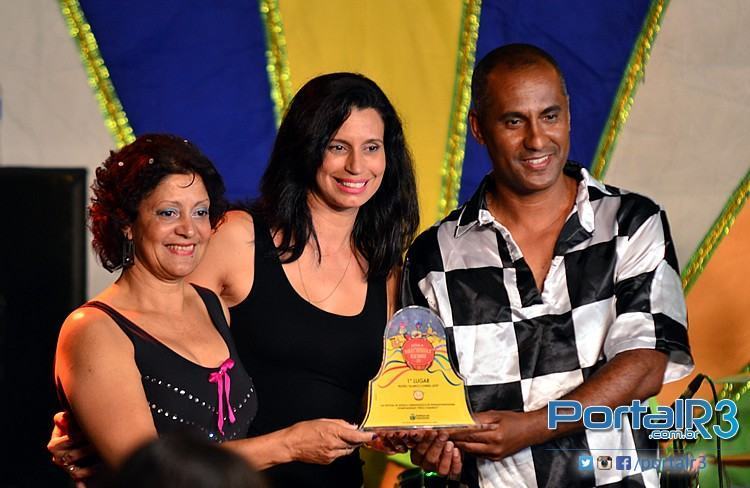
[61,284,257,442]
[231,212,387,487]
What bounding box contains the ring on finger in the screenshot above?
[68,465,76,473]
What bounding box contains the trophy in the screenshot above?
[360,306,477,430]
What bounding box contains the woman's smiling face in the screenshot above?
[127,173,212,280]
[313,107,386,213]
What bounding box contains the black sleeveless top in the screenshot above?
[231,212,387,487]
[61,285,257,442]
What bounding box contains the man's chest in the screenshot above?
[510,228,559,291]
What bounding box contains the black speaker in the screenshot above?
[0,167,87,487]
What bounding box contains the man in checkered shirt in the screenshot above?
[402,44,694,487]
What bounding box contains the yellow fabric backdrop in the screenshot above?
[279,0,463,228]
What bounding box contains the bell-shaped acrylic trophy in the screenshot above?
[361,306,477,430]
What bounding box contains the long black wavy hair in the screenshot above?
[252,72,419,279]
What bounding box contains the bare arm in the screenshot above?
[55,305,374,472]
[450,349,668,460]
[386,267,402,318]
[223,419,375,470]
[50,410,376,474]
[55,308,158,468]
[545,349,667,436]
[188,210,255,308]
[51,387,377,474]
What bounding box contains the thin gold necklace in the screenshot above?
[297,251,353,304]
[318,235,350,257]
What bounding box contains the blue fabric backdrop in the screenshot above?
[79,0,652,206]
[80,1,277,201]
[459,0,651,203]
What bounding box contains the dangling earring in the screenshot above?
[122,238,135,268]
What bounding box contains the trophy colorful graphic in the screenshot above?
[360,306,476,430]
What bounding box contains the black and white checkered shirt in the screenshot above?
[402,163,693,487]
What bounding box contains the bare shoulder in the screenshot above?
[215,209,255,243]
[191,209,256,307]
[203,209,255,260]
[55,304,157,466]
[57,306,130,355]
[55,305,133,379]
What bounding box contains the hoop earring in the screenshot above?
[122,238,135,268]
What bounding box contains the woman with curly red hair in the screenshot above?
[52,134,373,482]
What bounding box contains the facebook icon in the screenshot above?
[615,456,631,470]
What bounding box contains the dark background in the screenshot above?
[1,168,87,487]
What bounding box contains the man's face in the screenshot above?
[469,62,570,196]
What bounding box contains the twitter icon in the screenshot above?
[578,455,594,471]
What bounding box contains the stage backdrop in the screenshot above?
[0,2,747,486]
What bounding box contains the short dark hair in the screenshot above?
[90,133,227,272]
[253,72,419,279]
[471,43,568,117]
[113,432,267,488]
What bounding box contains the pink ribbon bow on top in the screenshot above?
[208,358,237,436]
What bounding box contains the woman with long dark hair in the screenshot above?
[192,72,419,487]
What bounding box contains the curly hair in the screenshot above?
[90,134,227,272]
[252,72,420,279]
